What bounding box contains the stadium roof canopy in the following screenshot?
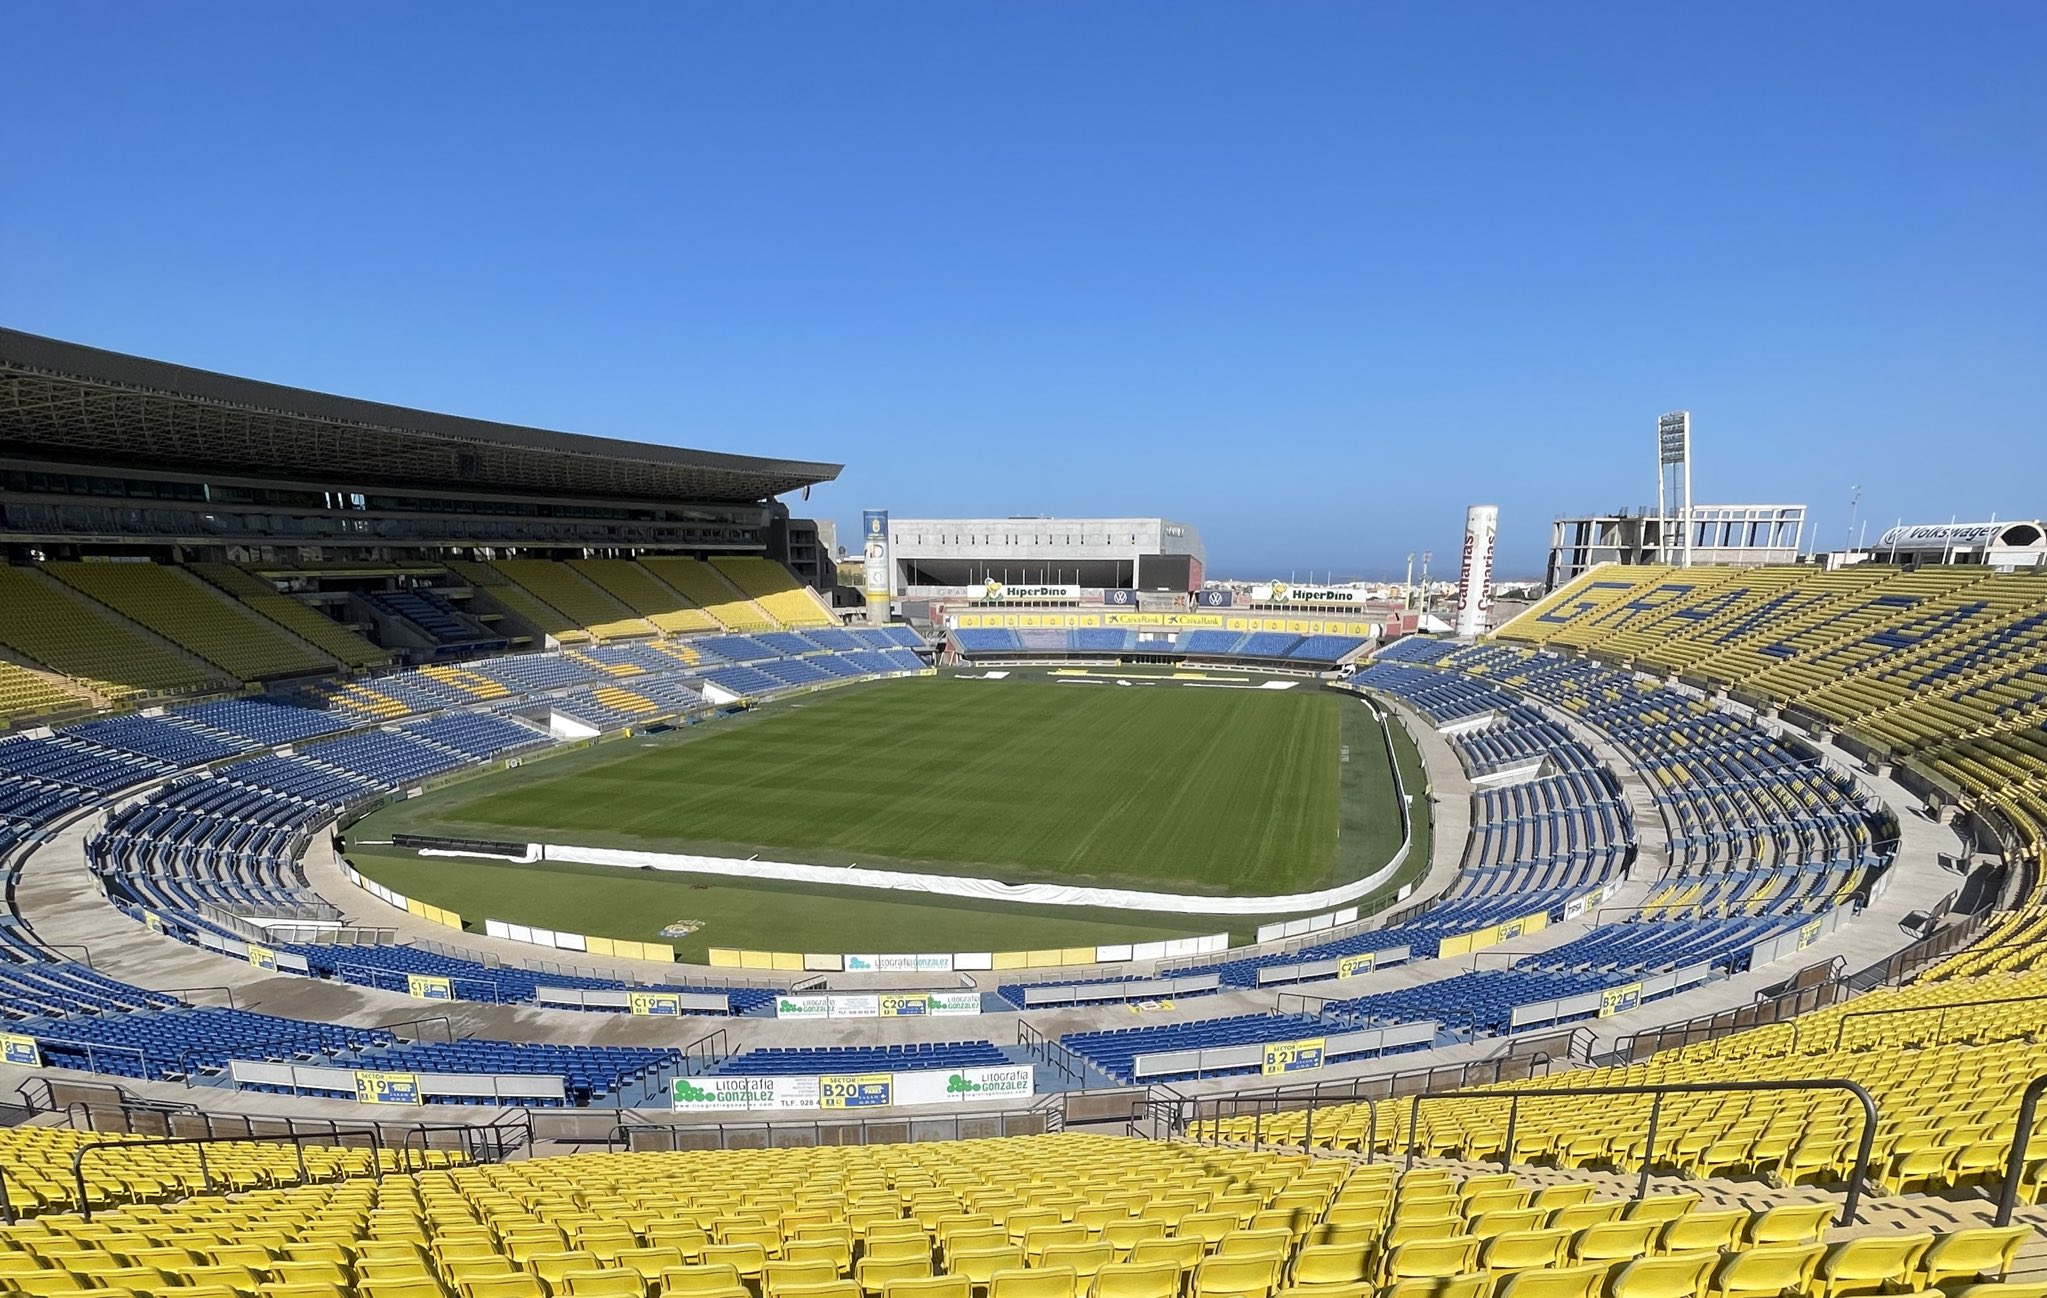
[0,328,840,503]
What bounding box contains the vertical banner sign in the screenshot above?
[879,994,929,1017]
[407,974,453,1001]
[630,991,683,1017]
[1599,983,1644,1018]
[0,1034,41,1068]
[143,911,164,934]
[1336,953,1375,979]
[353,1071,422,1105]
[862,509,891,626]
[819,1074,893,1108]
[1262,1038,1326,1076]
[1455,505,1499,638]
[246,943,278,971]
[1797,919,1823,951]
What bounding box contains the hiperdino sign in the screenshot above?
[978,582,1080,601]
[1252,583,1368,605]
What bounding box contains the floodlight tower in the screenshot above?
[1656,411,1693,568]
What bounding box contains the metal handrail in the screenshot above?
[1404,1078,1879,1224]
[156,985,238,1009]
[372,1013,455,1044]
[1615,976,1845,1062]
[1818,992,2047,1053]
[682,1027,731,1069]
[70,1126,391,1220]
[1994,1072,2046,1227]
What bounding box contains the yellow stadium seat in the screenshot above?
[990,1269,1082,1298]
[1090,1261,1182,1298]
[1191,1257,1281,1298]
[1495,1266,1607,1298]
[1710,1245,1824,1298]
[1744,1206,1832,1247]
[457,1277,546,1298]
[562,1271,651,1298]
[1611,1252,1718,1298]
[1814,1235,1934,1298]
[1914,1227,2032,1290]
[884,1278,971,1298]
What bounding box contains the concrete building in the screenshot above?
[884,516,1206,598]
[1546,504,1806,590]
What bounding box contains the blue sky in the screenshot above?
[4,4,2041,579]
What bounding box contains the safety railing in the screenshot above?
[70,1127,390,1220]
[156,984,238,1009]
[1016,1021,1090,1087]
[1612,973,1845,1062]
[1405,1079,1879,1224]
[373,1012,456,1044]
[35,1037,148,1081]
[1184,1089,1381,1157]
[1813,991,2047,1053]
[1846,903,1996,990]
[683,1027,732,1071]
[1994,1072,2046,1227]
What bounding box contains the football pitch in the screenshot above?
[348,673,1429,957]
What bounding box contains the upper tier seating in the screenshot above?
[489,561,658,641]
[569,558,722,634]
[50,561,339,680]
[0,659,95,725]
[191,563,392,669]
[446,559,593,645]
[640,557,777,632]
[713,556,838,628]
[0,565,230,699]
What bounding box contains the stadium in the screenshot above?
[0,317,2040,1288]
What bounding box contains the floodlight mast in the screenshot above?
[1656,411,1693,568]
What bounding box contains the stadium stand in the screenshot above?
[569,558,723,634]
[641,557,778,632]
[446,559,594,646]
[489,561,659,642]
[190,563,393,669]
[0,565,231,700]
[49,561,340,681]
[0,659,96,726]
[951,627,1368,667]
[714,555,840,628]
[362,588,509,654]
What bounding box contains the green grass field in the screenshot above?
[347,674,1431,956]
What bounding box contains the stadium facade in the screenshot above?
[883,515,1206,599]
[1545,502,1807,589]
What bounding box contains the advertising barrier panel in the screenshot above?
[407,974,453,1001]
[819,1073,894,1109]
[0,1034,41,1068]
[246,943,278,971]
[675,1065,1033,1112]
[353,1071,422,1105]
[1336,953,1376,979]
[1262,1038,1327,1076]
[1599,983,1644,1018]
[629,991,683,1017]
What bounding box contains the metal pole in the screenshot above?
[1994,1074,2047,1227]
[1639,1093,1664,1201]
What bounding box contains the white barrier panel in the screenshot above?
[1253,945,1411,987]
[1018,973,1222,1007]
[1507,963,1714,1030]
[228,1060,567,1104]
[1256,906,1362,944]
[671,1065,1032,1112]
[1131,1021,1434,1079]
[535,986,731,1014]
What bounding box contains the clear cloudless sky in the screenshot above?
[4,3,2042,578]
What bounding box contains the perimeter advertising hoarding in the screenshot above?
[674,1066,1031,1112]
[776,992,979,1019]
[1195,589,1233,607]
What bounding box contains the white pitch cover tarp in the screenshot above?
[544,838,1410,916]
[674,1065,1031,1112]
